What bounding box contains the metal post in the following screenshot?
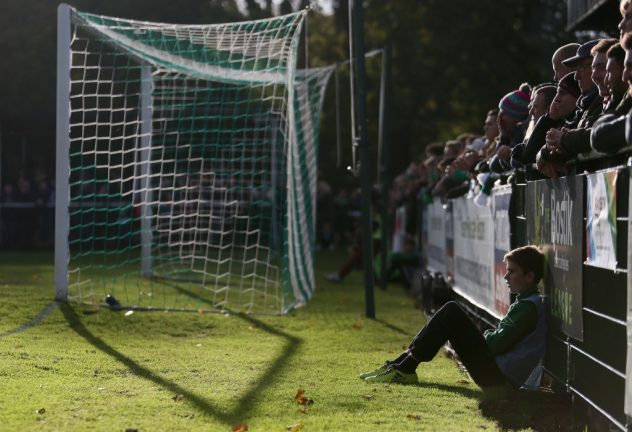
[351,0,375,318]
[139,65,153,277]
[378,45,391,291]
[55,3,72,301]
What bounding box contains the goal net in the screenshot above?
[55,4,333,314]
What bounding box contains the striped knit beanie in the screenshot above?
[498,83,531,121]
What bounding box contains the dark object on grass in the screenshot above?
[105,294,121,309]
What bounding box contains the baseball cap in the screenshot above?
[561,39,600,68]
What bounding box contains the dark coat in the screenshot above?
[559,91,603,156]
[591,93,632,154]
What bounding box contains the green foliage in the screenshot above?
[0,250,572,431]
[310,0,572,183]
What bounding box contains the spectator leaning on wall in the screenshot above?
[591,42,632,154]
[541,40,602,163]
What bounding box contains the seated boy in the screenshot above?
[361,245,546,389]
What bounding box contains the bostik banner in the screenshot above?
[527,176,584,341]
[453,196,495,315]
[426,199,446,274]
[586,169,617,270]
[492,186,512,317]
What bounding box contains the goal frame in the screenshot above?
[54,3,328,313]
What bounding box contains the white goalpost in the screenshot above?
[55,3,334,314]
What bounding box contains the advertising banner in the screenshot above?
[492,186,512,316]
[392,206,407,253]
[586,169,617,270]
[420,199,428,268]
[445,201,455,280]
[426,199,446,274]
[527,176,584,341]
[453,196,495,315]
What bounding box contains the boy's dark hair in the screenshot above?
[504,245,545,284]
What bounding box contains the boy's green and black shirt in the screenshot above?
[483,286,539,356]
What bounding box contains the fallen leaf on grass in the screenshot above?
[297,407,309,414]
[172,394,185,402]
[456,379,470,385]
[294,389,314,405]
[351,323,362,329]
[362,394,373,401]
[232,424,248,432]
[286,424,304,431]
[36,408,45,415]
[407,414,421,420]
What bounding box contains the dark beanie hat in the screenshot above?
[558,72,581,98]
[498,83,531,121]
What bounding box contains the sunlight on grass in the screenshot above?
[0,250,569,431]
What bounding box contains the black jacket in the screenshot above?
[510,114,569,168]
[592,93,632,154]
[559,90,603,156]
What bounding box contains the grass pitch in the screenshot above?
[0,250,571,431]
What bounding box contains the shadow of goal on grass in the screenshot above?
[0,301,59,338]
[60,303,302,426]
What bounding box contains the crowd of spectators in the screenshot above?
[387,2,632,213]
[315,3,632,289]
[0,166,55,248]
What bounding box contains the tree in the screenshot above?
[316,0,571,181]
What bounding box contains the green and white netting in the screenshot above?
[59,7,333,313]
